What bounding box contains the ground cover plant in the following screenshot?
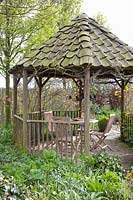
[0,126,131,199]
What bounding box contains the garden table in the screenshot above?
[71,118,98,131]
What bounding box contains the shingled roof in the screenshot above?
[11,13,133,78]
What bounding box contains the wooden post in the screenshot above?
[38,77,42,120]
[23,69,28,148]
[84,66,91,154]
[13,74,18,115]
[79,80,82,118]
[120,79,125,141]
[13,74,18,143]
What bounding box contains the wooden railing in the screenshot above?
[53,110,80,118]
[26,110,80,120]
[27,120,85,160]
[14,115,85,160]
[14,115,23,146]
[28,112,42,120]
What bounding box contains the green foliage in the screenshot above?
[93,152,124,176]
[91,103,101,115]
[80,152,124,177]
[0,126,130,199]
[0,171,31,199]
[0,125,13,144]
[94,109,120,131]
[98,116,109,132]
[96,109,120,118]
[0,0,82,124]
[43,149,57,160]
[125,136,133,147]
[125,167,133,198]
[0,0,82,70]
[94,12,110,31]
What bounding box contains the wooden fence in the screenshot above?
[123,113,133,140]
[123,85,133,140]
[53,110,80,118]
[14,114,85,160]
[13,115,23,145]
[27,110,80,120]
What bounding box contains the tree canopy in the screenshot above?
[0,0,82,123]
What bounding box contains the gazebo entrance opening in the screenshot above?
[14,77,86,160]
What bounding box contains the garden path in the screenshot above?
[105,126,133,171]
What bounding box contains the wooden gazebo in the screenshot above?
[10,13,133,158]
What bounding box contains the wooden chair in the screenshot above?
[90,114,115,152]
[55,118,81,159]
[43,111,56,149]
[44,111,54,132]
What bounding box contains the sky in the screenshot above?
[1,0,133,88]
[82,0,133,46]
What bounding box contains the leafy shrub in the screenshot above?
[98,116,109,132]
[0,126,130,199]
[125,167,133,199]
[0,171,33,199]
[96,109,120,118]
[43,149,57,160]
[0,125,13,144]
[86,171,126,200]
[125,136,133,147]
[80,152,124,177]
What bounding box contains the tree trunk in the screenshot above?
[5,2,11,125]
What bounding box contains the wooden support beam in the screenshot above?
[113,77,121,87]
[13,74,18,115]
[114,77,130,88]
[42,77,50,87]
[79,80,83,118]
[84,66,91,154]
[38,77,42,120]
[28,71,39,85]
[23,69,28,148]
[35,76,40,86]
[28,76,34,84]
[72,78,84,117]
[17,77,21,86]
[120,80,125,141]
[114,78,130,141]
[13,74,18,144]
[35,77,50,118]
[72,78,80,87]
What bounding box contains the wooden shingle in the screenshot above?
[10,13,133,77]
